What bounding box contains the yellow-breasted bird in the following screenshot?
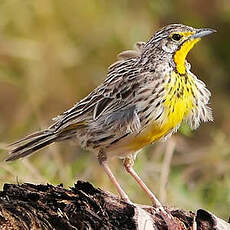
[6,24,216,207]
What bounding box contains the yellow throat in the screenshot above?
[174,38,200,74]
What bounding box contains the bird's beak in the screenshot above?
[191,28,216,39]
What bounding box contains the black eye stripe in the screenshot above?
[172,33,182,41]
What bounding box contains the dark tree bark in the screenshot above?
[0,180,229,230]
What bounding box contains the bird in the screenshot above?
[6,24,215,207]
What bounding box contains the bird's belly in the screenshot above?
[106,122,174,158]
[124,118,178,153]
[109,96,194,156]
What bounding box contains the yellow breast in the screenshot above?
[126,72,196,152]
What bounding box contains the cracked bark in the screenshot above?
[0,180,229,230]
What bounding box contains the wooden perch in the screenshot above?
[0,181,229,230]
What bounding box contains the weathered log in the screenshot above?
[0,181,229,229]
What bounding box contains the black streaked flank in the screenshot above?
[109,133,130,146]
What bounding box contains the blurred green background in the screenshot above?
[0,0,229,219]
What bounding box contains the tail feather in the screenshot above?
[9,130,52,146]
[6,130,57,162]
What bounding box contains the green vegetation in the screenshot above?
[0,0,229,219]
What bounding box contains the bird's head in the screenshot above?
[144,24,216,74]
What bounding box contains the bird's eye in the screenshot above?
[172,33,182,41]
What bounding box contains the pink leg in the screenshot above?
[98,151,130,202]
[123,157,162,208]
[124,157,182,230]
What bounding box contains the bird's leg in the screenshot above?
[97,151,130,203]
[124,157,182,229]
[123,156,163,208]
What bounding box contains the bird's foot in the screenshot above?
[120,194,132,204]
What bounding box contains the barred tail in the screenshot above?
[6,129,57,162]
